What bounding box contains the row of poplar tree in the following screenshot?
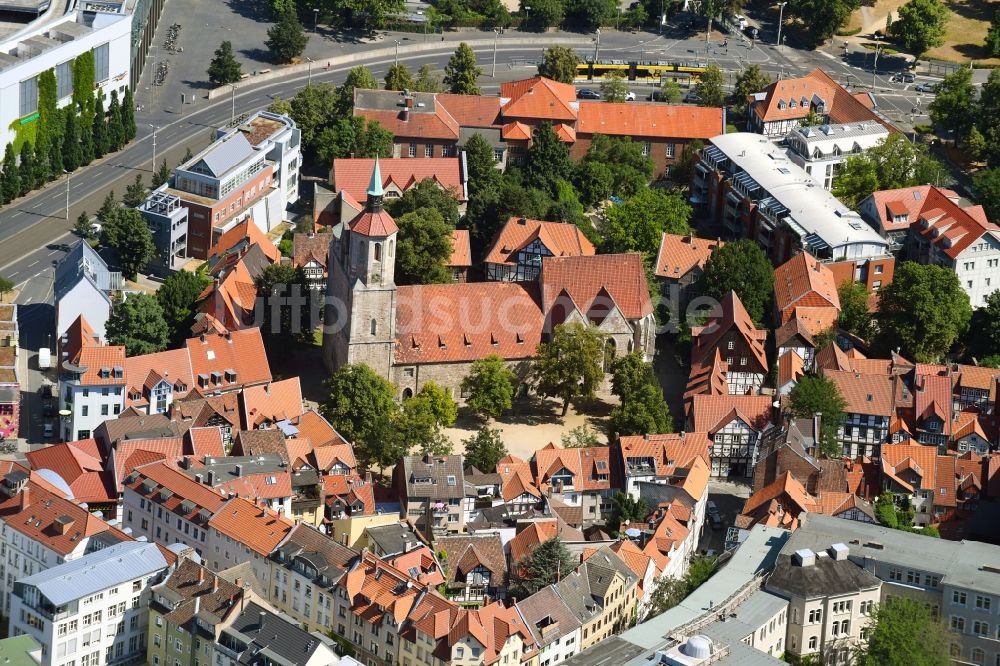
[0,52,137,206]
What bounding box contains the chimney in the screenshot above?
[198,567,205,584]
[207,470,216,485]
[404,96,415,108]
[212,576,220,593]
[54,515,74,535]
[193,595,200,616]
[19,486,29,510]
[401,106,409,121]
[828,543,849,561]
[793,548,816,567]
[813,412,822,441]
[517,216,527,225]
[236,577,243,588]
[258,611,266,629]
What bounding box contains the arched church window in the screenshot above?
[370,319,378,336]
[374,243,382,262]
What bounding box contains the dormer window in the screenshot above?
[211,371,223,385]
[778,100,786,110]
[789,100,797,108]
[100,367,110,379]
[198,374,209,388]
[224,369,237,384]
[113,366,124,379]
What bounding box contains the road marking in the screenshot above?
[27,261,38,268]
[47,250,59,256]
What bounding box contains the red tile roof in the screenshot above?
[654,234,723,279]
[740,471,817,530]
[185,427,225,458]
[436,94,502,127]
[500,76,578,122]
[690,395,773,433]
[76,345,126,385]
[484,217,595,267]
[210,219,281,264]
[881,444,939,492]
[295,410,350,449]
[350,209,398,237]
[448,230,472,268]
[354,108,460,141]
[618,432,712,477]
[25,440,116,504]
[292,233,331,271]
[866,185,960,232]
[208,496,293,556]
[822,369,894,416]
[690,291,768,370]
[240,377,304,428]
[112,437,186,490]
[185,328,271,390]
[332,157,466,204]
[778,350,805,388]
[496,455,541,502]
[540,253,652,321]
[773,252,840,322]
[531,444,613,494]
[124,348,195,406]
[394,282,543,364]
[577,101,723,139]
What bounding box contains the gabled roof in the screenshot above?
[209,218,281,264]
[778,350,806,388]
[515,585,581,648]
[864,185,957,232]
[654,234,722,279]
[239,377,304,429]
[208,496,293,556]
[436,534,507,590]
[618,432,712,479]
[881,444,939,492]
[185,328,272,390]
[508,520,582,565]
[496,455,541,502]
[690,290,768,369]
[577,101,723,139]
[292,232,332,271]
[196,132,255,178]
[484,217,596,267]
[295,410,350,449]
[773,252,840,320]
[25,440,116,505]
[822,369,894,416]
[740,471,817,530]
[500,76,578,122]
[448,229,473,268]
[54,240,119,303]
[541,253,652,321]
[690,394,773,434]
[332,157,467,204]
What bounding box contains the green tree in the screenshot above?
[659,79,683,103]
[642,575,688,621]
[875,262,972,362]
[92,94,108,158]
[74,211,94,240]
[693,64,725,107]
[521,0,564,29]
[265,8,309,64]
[207,41,242,86]
[98,190,118,222]
[789,375,847,457]
[444,42,483,95]
[510,537,576,597]
[267,96,293,116]
[289,83,339,154]
[388,178,461,228]
[787,0,863,47]
[537,45,579,84]
[0,277,13,302]
[856,598,953,666]
[1,144,19,204]
[837,280,874,340]
[601,188,691,256]
[610,351,657,398]
[107,91,124,151]
[928,66,975,143]
[17,142,36,196]
[254,263,310,342]
[122,87,136,142]
[696,239,773,324]
[463,133,500,195]
[156,270,210,344]
[37,69,58,150]
[523,121,572,196]
[974,70,1000,167]
[384,63,413,91]
[321,364,402,469]
[394,207,454,285]
[573,160,614,207]
[578,134,654,199]
[152,159,171,189]
[461,354,516,419]
[565,0,615,30]
[606,491,649,535]
[123,173,147,207]
[609,383,672,436]
[533,322,608,416]
[397,382,457,455]
[79,123,94,167]
[101,207,154,279]
[461,426,508,473]
[671,139,705,184]
[974,167,1000,223]
[987,9,1000,58]
[62,111,81,173]
[72,50,96,124]
[105,293,169,356]
[890,0,948,58]
[600,71,630,103]
[334,66,378,117]
[414,64,445,93]
[832,133,945,209]
[561,424,601,448]
[322,0,404,33]
[315,116,393,165]
[966,290,1000,363]
[732,64,770,114]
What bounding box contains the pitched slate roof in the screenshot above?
[654,234,723,280]
[436,534,506,590]
[484,217,596,267]
[515,585,581,648]
[152,558,243,630]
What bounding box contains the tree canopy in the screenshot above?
[321,364,401,469]
[510,537,577,597]
[600,72,630,103]
[890,0,948,58]
[265,8,309,63]
[875,262,972,362]
[444,43,483,95]
[601,188,691,256]
[973,167,1000,223]
[394,207,454,285]
[397,382,456,456]
[156,271,209,344]
[384,63,413,91]
[523,122,572,197]
[695,239,774,325]
[837,280,875,341]
[856,598,953,666]
[786,0,863,47]
[608,353,672,437]
[789,375,847,457]
[537,45,579,84]
[316,116,393,165]
[101,207,154,280]
[207,41,242,86]
[105,293,169,356]
[463,133,500,195]
[462,426,508,473]
[732,65,770,114]
[461,355,516,420]
[831,133,946,208]
[254,263,310,343]
[606,491,648,535]
[987,9,1000,58]
[693,64,725,107]
[388,178,461,228]
[928,66,976,143]
[533,322,608,415]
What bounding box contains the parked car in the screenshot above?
[39,383,52,399]
[734,14,748,29]
[891,72,915,83]
[915,82,936,93]
[43,422,54,438]
[577,88,601,100]
[624,91,636,101]
[684,92,702,104]
[710,513,723,528]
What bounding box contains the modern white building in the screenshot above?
[213,111,301,212]
[53,241,121,346]
[57,342,126,442]
[783,122,889,190]
[0,5,131,151]
[9,541,168,666]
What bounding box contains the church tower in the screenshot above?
[324,158,398,378]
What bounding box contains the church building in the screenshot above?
[324,160,657,400]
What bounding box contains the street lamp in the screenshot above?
[595,28,601,62]
[873,35,882,90]
[63,170,70,220]
[524,5,530,28]
[393,40,400,68]
[776,1,787,48]
[231,84,237,123]
[149,124,158,174]
[492,28,500,77]
[307,57,314,85]
[313,8,319,33]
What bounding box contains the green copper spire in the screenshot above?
[367,156,384,198]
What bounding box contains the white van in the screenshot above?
[38,347,51,369]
